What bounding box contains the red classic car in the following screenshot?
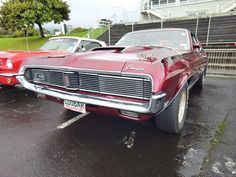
[0,37,106,87]
[17,28,208,134]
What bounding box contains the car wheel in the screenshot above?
[194,69,206,89]
[154,84,189,134]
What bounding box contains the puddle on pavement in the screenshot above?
[120,131,136,149]
[179,147,206,176]
[211,156,236,176]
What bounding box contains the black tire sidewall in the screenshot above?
[154,84,189,134]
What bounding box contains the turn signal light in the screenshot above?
[121,110,139,118]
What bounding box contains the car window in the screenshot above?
[78,40,102,52]
[39,38,78,52]
[115,30,189,50]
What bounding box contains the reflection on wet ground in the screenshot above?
[0,78,235,177]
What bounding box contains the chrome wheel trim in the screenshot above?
[202,72,205,85]
[178,90,187,125]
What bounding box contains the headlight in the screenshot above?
[6,59,13,69]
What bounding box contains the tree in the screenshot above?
[0,0,70,37]
[98,19,112,27]
[72,27,87,33]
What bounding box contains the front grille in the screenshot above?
[79,73,99,92]
[29,69,79,89]
[26,69,152,100]
[99,75,145,98]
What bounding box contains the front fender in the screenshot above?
[162,70,190,108]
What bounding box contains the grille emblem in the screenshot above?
[64,74,70,87]
[35,73,45,81]
[126,65,144,71]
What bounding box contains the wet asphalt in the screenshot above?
[0,77,235,177]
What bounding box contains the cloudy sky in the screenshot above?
[0,0,141,29]
[66,0,141,27]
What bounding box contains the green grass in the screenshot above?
[0,27,107,51]
[67,27,107,39]
[0,37,49,51]
[63,31,88,38]
[85,27,108,39]
[200,116,228,174]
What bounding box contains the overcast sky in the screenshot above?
[66,0,141,27]
[0,0,141,29]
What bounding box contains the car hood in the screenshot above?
[21,46,184,74]
[0,50,71,60]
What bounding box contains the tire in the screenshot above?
[154,84,189,134]
[194,69,206,89]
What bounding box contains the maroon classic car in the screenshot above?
[17,28,208,134]
[0,37,106,88]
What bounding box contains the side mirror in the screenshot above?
[80,44,86,52]
[193,43,201,49]
[81,47,86,52]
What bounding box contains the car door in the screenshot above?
[192,34,207,75]
[178,33,199,83]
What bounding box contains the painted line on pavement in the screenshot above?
[56,112,90,129]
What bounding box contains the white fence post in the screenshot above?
[195,16,199,36]
[206,16,211,47]
[108,25,111,46]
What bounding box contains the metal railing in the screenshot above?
[142,0,236,11]
[206,49,236,78]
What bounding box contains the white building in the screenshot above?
[140,0,236,21]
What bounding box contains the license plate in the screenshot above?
[64,100,86,113]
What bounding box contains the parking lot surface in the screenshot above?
[0,77,235,177]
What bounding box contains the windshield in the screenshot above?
[39,38,78,52]
[115,30,189,50]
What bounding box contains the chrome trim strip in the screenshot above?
[79,88,100,93]
[17,75,166,114]
[18,65,122,75]
[18,65,153,80]
[0,73,18,77]
[80,72,98,76]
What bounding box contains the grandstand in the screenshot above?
[98,1,236,77]
[98,13,236,47]
[140,0,236,20]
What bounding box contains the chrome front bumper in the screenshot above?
[0,73,18,77]
[17,76,166,114]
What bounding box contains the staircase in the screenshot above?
[98,14,236,46]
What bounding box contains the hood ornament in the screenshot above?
[126,65,144,71]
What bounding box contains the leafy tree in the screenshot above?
[98,19,112,27]
[0,0,70,37]
[72,27,87,33]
